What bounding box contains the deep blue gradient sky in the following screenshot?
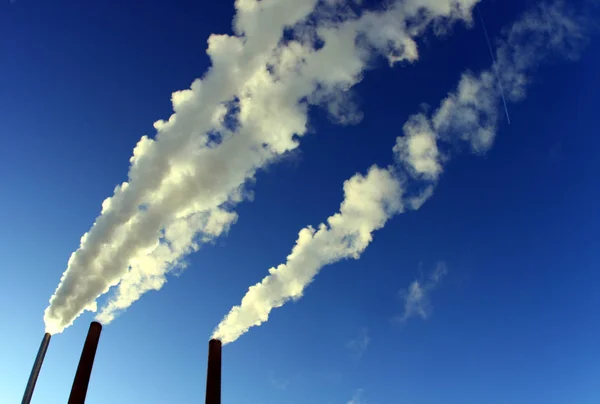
[1,0,599,403]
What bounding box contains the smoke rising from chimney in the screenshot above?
[212,166,404,343]
[212,1,589,344]
[44,0,483,334]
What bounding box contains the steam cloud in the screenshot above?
[213,165,404,344]
[212,1,587,344]
[43,0,483,334]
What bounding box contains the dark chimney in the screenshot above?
[21,333,51,404]
[68,321,102,404]
[205,339,222,404]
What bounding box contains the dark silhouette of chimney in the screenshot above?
[206,339,222,404]
[68,321,102,404]
[21,332,51,404]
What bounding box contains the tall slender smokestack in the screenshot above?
[21,333,51,404]
[205,339,222,404]
[68,321,102,404]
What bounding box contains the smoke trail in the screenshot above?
[213,166,404,344]
[44,0,483,334]
[212,1,588,344]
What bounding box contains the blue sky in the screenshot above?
[1,0,599,403]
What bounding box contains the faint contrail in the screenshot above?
[477,5,511,124]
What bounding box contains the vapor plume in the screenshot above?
[44,0,482,334]
[213,1,588,344]
[213,166,404,343]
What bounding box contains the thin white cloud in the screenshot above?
[268,371,291,391]
[397,262,447,323]
[348,389,365,404]
[346,328,370,359]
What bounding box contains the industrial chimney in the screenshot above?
[68,321,102,404]
[205,339,222,404]
[21,333,51,404]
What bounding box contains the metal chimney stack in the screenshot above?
[21,333,51,404]
[68,321,102,404]
[205,339,222,404]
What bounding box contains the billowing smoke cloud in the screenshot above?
[213,166,404,343]
[212,1,588,344]
[395,0,587,172]
[44,0,482,334]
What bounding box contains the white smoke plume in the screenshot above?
[213,166,404,343]
[212,1,588,344]
[395,0,587,173]
[44,0,482,334]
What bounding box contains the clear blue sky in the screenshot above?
[1,0,599,403]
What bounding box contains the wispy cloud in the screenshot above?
[346,328,370,359]
[317,370,344,384]
[396,263,447,323]
[268,371,291,391]
[348,389,365,404]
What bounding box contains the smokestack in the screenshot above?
[21,333,51,404]
[205,339,222,404]
[68,321,102,404]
